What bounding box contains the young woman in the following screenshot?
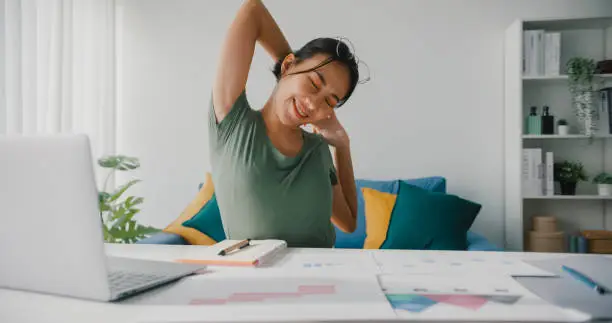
[209,0,362,248]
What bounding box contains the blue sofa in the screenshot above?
[137,176,501,251]
[137,230,500,251]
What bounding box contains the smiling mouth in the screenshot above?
[293,98,308,119]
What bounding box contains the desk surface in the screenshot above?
[0,244,604,323]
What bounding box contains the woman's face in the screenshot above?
[275,54,351,127]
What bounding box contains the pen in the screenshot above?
[562,265,607,295]
[218,239,251,256]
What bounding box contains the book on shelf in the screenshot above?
[596,87,612,136]
[522,148,554,196]
[522,148,543,196]
[545,152,554,196]
[523,30,561,76]
[543,32,560,76]
[568,234,589,253]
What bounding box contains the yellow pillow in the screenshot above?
[163,172,217,245]
[361,187,397,249]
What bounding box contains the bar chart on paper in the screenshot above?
[122,274,397,321]
[379,275,589,322]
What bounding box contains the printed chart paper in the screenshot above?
[122,274,396,322]
[373,250,556,277]
[379,274,590,322]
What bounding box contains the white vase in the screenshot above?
[597,184,612,196]
[558,125,569,136]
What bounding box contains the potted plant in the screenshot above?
[554,161,588,195]
[593,172,612,196]
[557,119,569,135]
[567,57,598,136]
[98,155,160,243]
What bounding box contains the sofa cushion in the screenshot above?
[163,173,219,245]
[361,188,396,249]
[333,177,446,249]
[182,193,226,242]
[363,181,481,250]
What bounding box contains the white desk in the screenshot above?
[0,244,604,323]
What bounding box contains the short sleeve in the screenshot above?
[320,142,338,186]
[208,90,254,146]
[329,164,338,186]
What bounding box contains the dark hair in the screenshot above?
[273,37,359,108]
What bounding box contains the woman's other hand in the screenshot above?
[311,111,350,148]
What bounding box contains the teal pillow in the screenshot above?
[381,181,481,250]
[182,193,226,242]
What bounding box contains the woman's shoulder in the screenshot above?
[303,131,332,154]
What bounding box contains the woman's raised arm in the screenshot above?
[212,0,291,122]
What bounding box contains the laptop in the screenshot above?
[0,134,205,302]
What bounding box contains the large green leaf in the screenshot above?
[112,208,137,230]
[128,197,144,207]
[99,203,111,212]
[98,155,140,171]
[106,220,160,243]
[111,207,127,222]
[109,179,141,202]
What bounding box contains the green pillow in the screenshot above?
[182,193,226,242]
[381,181,481,250]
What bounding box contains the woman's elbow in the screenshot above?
[344,222,357,233]
[340,216,357,233]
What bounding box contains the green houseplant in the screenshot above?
[98,155,160,243]
[567,57,598,136]
[593,172,612,196]
[554,161,588,195]
[557,119,569,135]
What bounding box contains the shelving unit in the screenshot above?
[504,16,612,252]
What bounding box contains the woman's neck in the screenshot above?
[261,97,304,157]
[261,99,301,139]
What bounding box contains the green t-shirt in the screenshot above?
[208,91,337,248]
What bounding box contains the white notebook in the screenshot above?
[175,239,287,267]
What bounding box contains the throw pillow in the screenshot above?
[163,172,221,245]
[334,177,447,249]
[182,193,226,242]
[361,188,397,249]
[362,181,481,250]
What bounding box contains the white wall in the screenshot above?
[0,0,6,134]
[117,0,612,247]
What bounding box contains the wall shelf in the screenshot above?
[522,74,612,81]
[524,195,612,200]
[522,134,612,139]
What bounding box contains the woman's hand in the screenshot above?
[311,112,350,148]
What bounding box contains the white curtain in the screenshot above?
[1,0,116,187]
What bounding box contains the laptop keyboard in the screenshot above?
[108,270,169,292]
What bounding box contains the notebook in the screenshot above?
[175,239,287,267]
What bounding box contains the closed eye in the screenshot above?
[310,78,319,90]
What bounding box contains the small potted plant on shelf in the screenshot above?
[593,172,612,196]
[554,161,588,195]
[557,119,569,135]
